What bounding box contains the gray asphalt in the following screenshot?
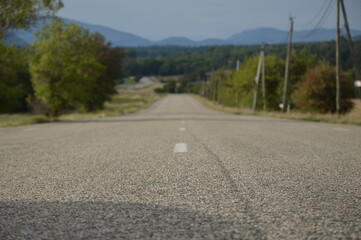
[1,94,360,239]
[124,77,156,90]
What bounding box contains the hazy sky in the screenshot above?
[58,0,361,41]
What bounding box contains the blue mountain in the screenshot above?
[4,18,361,47]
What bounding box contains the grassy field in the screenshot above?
[122,77,136,85]
[194,95,361,126]
[0,83,163,128]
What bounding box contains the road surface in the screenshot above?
[1,94,360,239]
[125,77,156,90]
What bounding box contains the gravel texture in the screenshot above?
[0,94,360,239]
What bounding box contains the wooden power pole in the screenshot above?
[261,45,267,111]
[340,0,361,99]
[252,45,265,112]
[336,0,341,116]
[282,17,294,112]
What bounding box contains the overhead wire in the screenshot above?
[298,0,335,39]
[295,0,331,27]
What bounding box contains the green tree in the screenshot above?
[164,80,177,93]
[292,62,354,114]
[286,50,319,104]
[228,56,259,109]
[88,33,125,111]
[0,0,63,39]
[216,55,285,110]
[0,43,32,113]
[263,55,285,110]
[29,20,105,117]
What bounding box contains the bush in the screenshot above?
[154,88,166,94]
[292,62,354,114]
[0,44,32,113]
[29,20,124,116]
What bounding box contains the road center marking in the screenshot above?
[333,128,350,132]
[179,128,186,131]
[24,128,37,131]
[174,143,187,153]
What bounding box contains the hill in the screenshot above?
[3,18,361,47]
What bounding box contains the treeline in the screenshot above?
[202,51,355,114]
[127,40,359,114]
[123,39,361,78]
[1,1,124,117]
[157,49,356,114]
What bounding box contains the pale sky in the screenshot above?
[58,0,361,41]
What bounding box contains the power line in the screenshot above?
[299,0,335,39]
[296,0,331,27]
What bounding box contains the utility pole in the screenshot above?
[211,72,216,101]
[340,0,361,99]
[234,59,240,110]
[261,44,267,111]
[216,76,221,104]
[282,16,294,112]
[252,46,264,112]
[235,91,239,108]
[336,0,341,116]
[201,78,205,96]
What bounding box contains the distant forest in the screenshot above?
[123,38,361,79]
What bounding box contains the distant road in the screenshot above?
[1,94,360,239]
[125,76,156,90]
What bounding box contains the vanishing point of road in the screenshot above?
[1,94,360,239]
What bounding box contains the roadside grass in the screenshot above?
[0,114,50,127]
[194,95,361,126]
[123,76,136,85]
[0,83,163,128]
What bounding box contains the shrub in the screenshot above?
[292,62,354,114]
[0,44,32,113]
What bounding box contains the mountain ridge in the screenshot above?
[5,17,361,47]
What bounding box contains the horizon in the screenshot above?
[58,0,361,41]
[61,16,361,42]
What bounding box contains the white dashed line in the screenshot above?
[179,128,186,131]
[24,128,38,131]
[174,143,187,153]
[306,125,318,129]
[333,128,350,132]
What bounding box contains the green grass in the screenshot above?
[0,114,50,128]
[194,95,361,126]
[123,77,136,85]
[0,83,163,128]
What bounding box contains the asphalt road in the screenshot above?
[1,94,360,239]
[125,77,156,90]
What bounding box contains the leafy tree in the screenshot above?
[207,51,319,111]
[0,0,63,39]
[88,33,125,111]
[208,69,229,103]
[163,80,177,93]
[263,55,285,110]
[221,56,259,109]
[122,39,361,79]
[0,44,32,113]
[29,20,105,117]
[292,62,354,114]
[286,50,319,103]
